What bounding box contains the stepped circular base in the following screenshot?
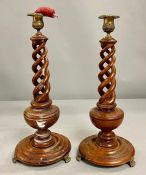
[14,132,71,166]
[78,135,135,167]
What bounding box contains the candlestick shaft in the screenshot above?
[31,32,52,108]
[97,37,117,110]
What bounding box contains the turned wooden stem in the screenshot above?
[34,130,54,148]
[28,31,54,148]
[95,36,119,148]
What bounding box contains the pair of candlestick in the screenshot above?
[13,10,135,168]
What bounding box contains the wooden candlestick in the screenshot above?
[13,13,71,166]
[77,15,135,167]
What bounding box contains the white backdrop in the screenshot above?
[0,0,146,100]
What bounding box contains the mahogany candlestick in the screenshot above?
[77,15,135,167]
[13,12,71,166]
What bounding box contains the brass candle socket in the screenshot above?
[28,13,44,31]
[99,15,120,36]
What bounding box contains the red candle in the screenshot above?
[35,7,56,18]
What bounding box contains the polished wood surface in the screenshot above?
[14,14,71,166]
[77,16,135,167]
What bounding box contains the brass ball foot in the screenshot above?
[76,151,82,161]
[64,155,71,163]
[128,159,136,167]
[12,156,17,163]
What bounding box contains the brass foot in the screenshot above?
[64,155,71,163]
[128,159,136,167]
[76,151,82,161]
[12,156,17,163]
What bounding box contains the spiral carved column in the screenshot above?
[32,35,50,103]
[77,15,135,167]
[31,32,51,108]
[14,12,71,166]
[98,39,116,109]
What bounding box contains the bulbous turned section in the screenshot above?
[24,105,59,148]
[90,107,124,148]
[90,107,124,130]
[24,106,59,130]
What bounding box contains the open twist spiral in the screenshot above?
[31,35,50,103]
[98,39,116,108]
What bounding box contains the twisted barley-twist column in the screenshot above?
[96,37,118,148]
[31,32,51,108]
[97,38,117,110]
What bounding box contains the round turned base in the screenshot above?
[14,132,71,166]
[77,135,135,167]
